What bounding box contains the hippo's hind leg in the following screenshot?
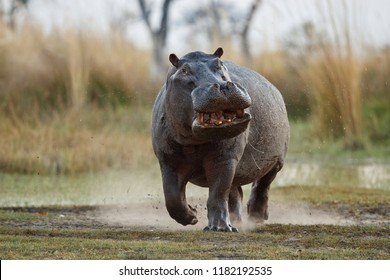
[247,162,283,223]
[228,185,243,223]
[160,163,198,226]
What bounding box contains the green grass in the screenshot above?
[287,121,390,158]
[0,224,388,259]
[0,184,388,259]
[274,185,390,206]
[0,167,162,207]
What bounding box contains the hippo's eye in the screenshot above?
[221,75,227,81]
[181,65,191,75]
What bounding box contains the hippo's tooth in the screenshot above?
[197,113,204,125]
[236,109,244,118]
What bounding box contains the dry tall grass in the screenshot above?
[0,106,155,175]
[285,2,364,148]
[303,46,362,147]
[0,22,154,119]
[253,49,310,120]
[0,22,156,174]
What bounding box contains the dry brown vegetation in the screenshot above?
[0,22,157,174]
[293,3,364,148]
[256,46,388,150]
[0,19,389,175]
[0,23,155,116]
[0,107,155,174]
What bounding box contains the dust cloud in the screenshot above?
[266,201,351,225]
[95,203,354,231]
[95,201,351,231]
[93,173,352,231]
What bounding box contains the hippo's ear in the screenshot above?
[213,47,224,58]
[169,54,180,68]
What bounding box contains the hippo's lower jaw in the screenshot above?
[192,109,251,140]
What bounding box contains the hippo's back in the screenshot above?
[225,61,290,184]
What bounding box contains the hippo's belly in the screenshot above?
[233,151,281,186]
[187,147,280,188]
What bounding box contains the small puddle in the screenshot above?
[275,157,390,189]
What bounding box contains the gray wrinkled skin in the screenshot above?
[152,48,289,232]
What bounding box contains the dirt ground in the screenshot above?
[1,199,388,232]
[1,193,389,260]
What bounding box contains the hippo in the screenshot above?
[152,48,289,232]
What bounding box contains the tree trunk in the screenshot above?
[240,0,262,63]
[151,35,165,81]
[138,0,173,82]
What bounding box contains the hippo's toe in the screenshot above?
[203,225,239,232]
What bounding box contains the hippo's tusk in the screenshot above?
[197,112,204,124]
[236,109,244,118]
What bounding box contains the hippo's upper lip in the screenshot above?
[191,81,251,113]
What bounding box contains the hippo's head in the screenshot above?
[166,48,251,141]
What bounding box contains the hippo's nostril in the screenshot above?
[213,83,219,89]
[226,81,234,89]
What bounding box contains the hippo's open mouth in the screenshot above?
[192,109,251,140]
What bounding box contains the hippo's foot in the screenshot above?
[247,200,269,224]
[205,203,239,232]
[181,204,198,225]
[169,204,198,226]
[247,165,279,224]
[203,225,238,232]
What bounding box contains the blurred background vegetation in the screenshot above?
[0,0,389,175]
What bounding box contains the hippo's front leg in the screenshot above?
[204,159,238,232]
[160,163,198,226]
